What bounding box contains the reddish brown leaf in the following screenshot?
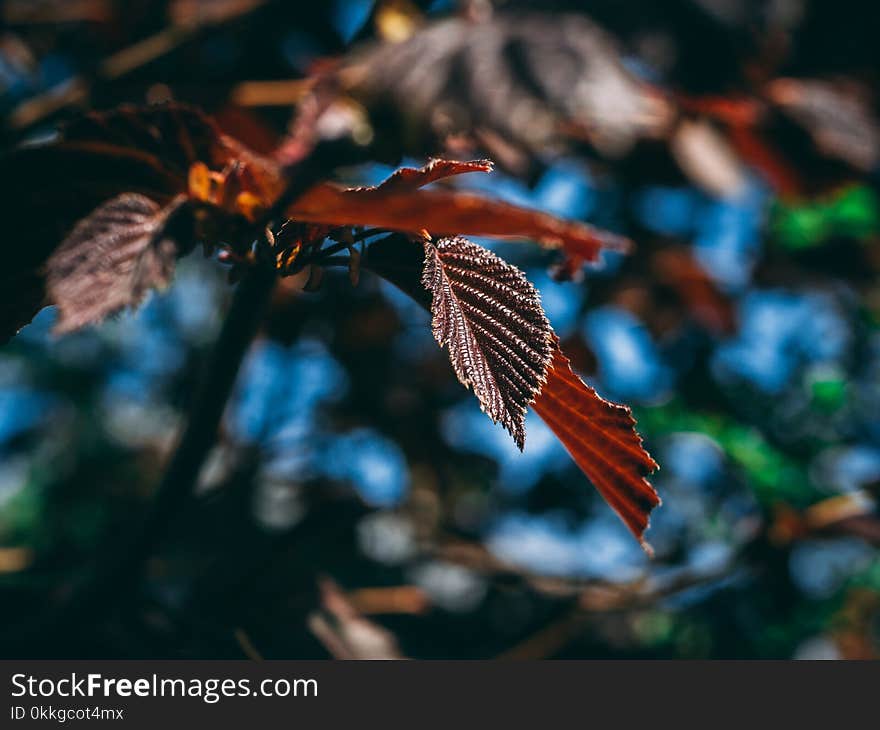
[46,194,182,334]
[423,236,554,450]
[365,234,659,548]
[676,94,804,197]
[652,247,736,334]
[53,103,280,200]
[370,158,493,192]
[531,345,660,551]
[0,103,282,341]
[288,164,628,263]
[725,123,803,198]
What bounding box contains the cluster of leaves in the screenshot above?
[3,0,880,659]
[316,4,880,209]
[1,102,659,546]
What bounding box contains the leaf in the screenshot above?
[531,345,660,550]
[770,185,880,250]
[343,13,670,160]
[0,103,283,341]
[45,194,184,334]
[669,118,747,199]
[0,106,228,339]
[2,105,619,342]
[366,234,660,546]
[422,236,554,450]
[308,577,405,660]
[288,161,629,263]
[767,78,880,173]
[29,103,275,206]
[370,158,493,191]
[652,247,735,334]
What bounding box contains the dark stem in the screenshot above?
[124,260,277,577]
[301,228,395,265]
[4,130,368,653]
[128,137,366,563]
[310,239,356,262]
[3,261,277,652]
[293,231,410,274]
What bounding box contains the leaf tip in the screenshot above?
[532,345,662,549]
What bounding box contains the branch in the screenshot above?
[124,260,277,577]
[1,101,379,653]
[1,260,277,652]
[4,1,271,139]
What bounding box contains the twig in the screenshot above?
[230,79,316,107]
[495,559,741,659]
[5,1,270,138]
[495,608,587,661]
[286,229,393,276]
[234,627,265,661]
[308,577,406,659]
[347,586,429,615]
[145,137,356,587]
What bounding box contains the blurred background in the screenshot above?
[1,0,880,659]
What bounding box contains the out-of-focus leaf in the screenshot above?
[678,94,804,196]
[531,345,660,550]
[670,118,747,199]
[636,402,820,508]
[374,0,423,43]
[771,185,880,250]
[0,103,281,341]
[767,78,880,172]
[308,577,405,660]
[341,12,671,161]
[45,194,182,334]
[422,235,554,450]
[725,121,803,198]
[652,247,736,333]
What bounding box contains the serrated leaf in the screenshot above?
[422,236,554,450]
[531,345,660,550]
[0,103,282,341]
[45,194,182,334]
[366,235,660,546]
